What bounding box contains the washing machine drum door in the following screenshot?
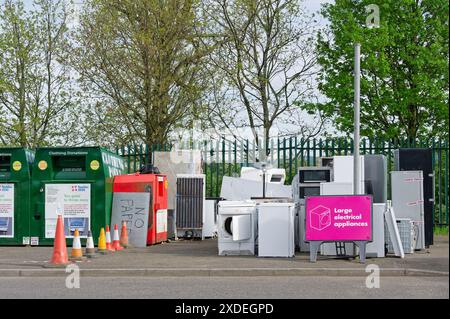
[223,215,252,241]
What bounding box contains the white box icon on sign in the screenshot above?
[310,205,331,231]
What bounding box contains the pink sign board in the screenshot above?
[305,195,372,241]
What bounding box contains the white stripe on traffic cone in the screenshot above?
[112,224,123,250]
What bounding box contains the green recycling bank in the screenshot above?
[0,148,35,245]
[30,147,125,246]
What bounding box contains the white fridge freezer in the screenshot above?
[391,171,425,250]
[257,203,295,257]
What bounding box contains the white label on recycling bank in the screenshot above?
[30,237,39,246]
[0,183,14,238]
[156,209,167,233]
[44,184,91,238]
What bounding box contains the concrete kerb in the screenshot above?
[0,267,447,278]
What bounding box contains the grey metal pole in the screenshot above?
[354,43,361,195]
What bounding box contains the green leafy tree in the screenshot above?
[0,0,80,147]
[313,0,449,141]
[202,0,320,151]
[71,0,212,146]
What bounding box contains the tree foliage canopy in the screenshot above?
[314,0,449,140]
[72,0,211,146]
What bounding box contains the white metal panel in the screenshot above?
[257,203,295,257]
[332,156,365,193]
[384,205,405,258]
[320,182,353,195]
[232,215,252,241]
[366,203,385,257]
[240,167,286,184]
[319,181,356,256]
[333,156,354,183]
[203,200,216,237]
[220,176,292,200]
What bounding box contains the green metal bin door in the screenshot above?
[0,149,33,245]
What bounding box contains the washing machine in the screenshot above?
[218,200,257,256]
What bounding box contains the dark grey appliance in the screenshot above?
[394,148,434,247]
[320,157,334,168]
[206,196,224,227]
[167,209,176,239]
[364,154,387,203]
[297,167,331,200]
[298,167,332,183]
[299,183,321,199]
[176,175,205,238]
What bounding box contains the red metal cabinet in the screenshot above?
[113,173,168,245]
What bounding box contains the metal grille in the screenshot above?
[386,218,416,254]
[176,176,204,229]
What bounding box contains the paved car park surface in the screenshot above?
[0,276,448,299]
[0,236,448,298]
[0,236,448,276]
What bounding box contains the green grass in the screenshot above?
[434,226,449,236]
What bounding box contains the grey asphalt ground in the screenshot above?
[0,276,447,299]
[0,235,448,277]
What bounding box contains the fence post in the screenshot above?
[271,138,274,166]
[245,139,249,167]
[294,136,298,175]
[312,138,317,167]
[318,138,323,160]
[432,139,436,225]
[289,137,293,182]
[438,139,443,225]
[445,139,449,226]
[277,137,280,168]
[222,137,225,179]
[306,139,310,166]
[234,139,237,176]
[216,139,220,197]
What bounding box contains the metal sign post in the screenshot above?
[354,43,361,195]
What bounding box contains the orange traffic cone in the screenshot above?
[112,224,123,251]
[50,215,69,265]
[105,225,115,252]
[70,229,83,261]
[98,227,108,255]
[119,221,130,248]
